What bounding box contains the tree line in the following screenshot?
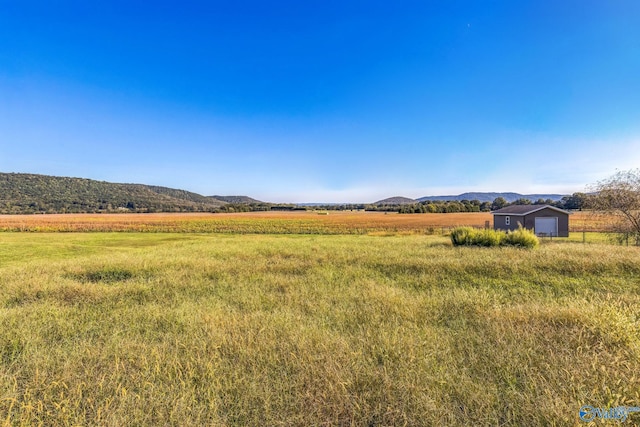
[396,193,588,214]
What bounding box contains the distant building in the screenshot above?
[492,205,570,237]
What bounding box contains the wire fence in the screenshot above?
[430,225,639,246]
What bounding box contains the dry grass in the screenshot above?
[0,233,639,425]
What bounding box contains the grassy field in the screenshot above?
[1,231,639,426]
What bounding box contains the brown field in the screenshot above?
[0,210,610,234]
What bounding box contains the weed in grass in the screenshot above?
[72,267,136,284]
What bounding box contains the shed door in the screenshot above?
[535,217,558,236]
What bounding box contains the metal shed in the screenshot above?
[492,205,570,237]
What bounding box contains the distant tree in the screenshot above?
[491,197,508,211]
[561,192,587,210]
[446,202,461,213]
[513,198,532,205]
[589,170,640,244]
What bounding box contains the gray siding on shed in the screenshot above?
[493,206,569,237]
[493,214,521,232]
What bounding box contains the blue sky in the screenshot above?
[1,1,639,202]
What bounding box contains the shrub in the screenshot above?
[450,227,475,246]
[451,227,504,247]
[475,229,505,246]
[504,227,539,248]
[450,226,539,248]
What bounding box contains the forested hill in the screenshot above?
[211,195,262,204]
[0,173,231,214]
[374,196,417,205]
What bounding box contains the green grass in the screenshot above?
[564,231,621,244]
[0,233,639,425]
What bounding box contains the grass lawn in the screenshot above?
[0,232,639,425]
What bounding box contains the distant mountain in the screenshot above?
[0,172,230,214]
[211,195,262,204]
[417,192,566,203]
[374,196,417,205]
[296,203,344,207]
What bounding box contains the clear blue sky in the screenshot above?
[1,1,639,202]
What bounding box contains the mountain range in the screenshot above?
[375,192,566,205]
[0,172,569,214]
[416,192,566,203]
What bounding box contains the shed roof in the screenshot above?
[492,205,570,216]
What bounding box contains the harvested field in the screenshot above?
[0,211,489,233]
[0,210,611,234]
